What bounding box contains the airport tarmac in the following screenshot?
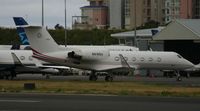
[0,93,199,111]
[15,74,200,87]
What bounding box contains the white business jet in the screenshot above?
[24,26,194,81]
[0,17,139,80]
[0,50,64,79]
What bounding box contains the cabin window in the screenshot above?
[115,57,120,61]
[157,57,161,62]
[140,57,145,61]
[20,56,25,60]
[37,33,42,38]
[29,56,33,61]
[148,57,153,61]
[132,57,136,61]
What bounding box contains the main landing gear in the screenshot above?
[0,70,16,80]
[175,71,182,81]
[89,74,98,81]
[89,71,114,82]
[105,75,113,82]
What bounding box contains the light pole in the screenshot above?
[42,0,44,26]
[134,0,137,47]
[64,0,67,47]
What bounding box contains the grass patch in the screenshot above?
[0,80,199,97]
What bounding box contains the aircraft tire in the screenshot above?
[46,75,50,79]
[176,76,182,81]
[105,76,113,82]
[89,75,97,81]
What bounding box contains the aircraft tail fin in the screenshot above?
[16,27,30,45]
[13,17,30,45]
[24,26,61,53]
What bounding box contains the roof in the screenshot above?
[153,19,200,40]
[81,6,108,9]
[111,27,165,39]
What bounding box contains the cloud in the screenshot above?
[0,0,88,28]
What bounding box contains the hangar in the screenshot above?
[111,19,200,76]
[153,19,200,64]
[111,19,200,65]
[111,27,165,51]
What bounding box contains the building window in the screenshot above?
[99,1,103,6]
[166,9,170,14]
[147,0,151,7]
[90,1,96,6]
[147,9,151,16]
[124,0,131,16]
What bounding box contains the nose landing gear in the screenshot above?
[175,71,182,81]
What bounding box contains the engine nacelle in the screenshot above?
[68,51,82,60]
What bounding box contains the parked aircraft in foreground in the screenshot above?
[0,17,140,80]
[24,25,194,81]
[0,50,62,79]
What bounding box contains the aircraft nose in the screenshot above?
[184,59,194,68]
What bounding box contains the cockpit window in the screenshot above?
[177,55,182,59]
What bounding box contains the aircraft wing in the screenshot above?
[11,52,24,67]
[36,65,70,70]
[12,52,70,70]
[93,65,137,72]
[91,54,138,72]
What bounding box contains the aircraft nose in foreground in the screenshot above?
[183,59,194,69]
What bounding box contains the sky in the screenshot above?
[0,0,88,29]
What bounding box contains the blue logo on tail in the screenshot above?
[13,17,29,45]
[16,27,29,45]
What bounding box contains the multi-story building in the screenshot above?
[73,0,109,29]
[180,0,193,19]
[180,0,200,19]
[128,0,165,29]
[192,0,200,18]
[109,0,166,29]
[109,0,124,29]
[165,0,181,24]
[78,0,199,30]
